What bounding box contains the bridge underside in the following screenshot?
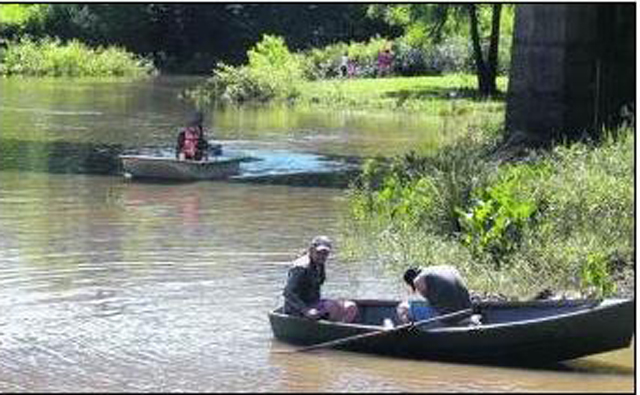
[506,4,635,143]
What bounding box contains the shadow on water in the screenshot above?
[0,138,123,175]
[0,138,361,188]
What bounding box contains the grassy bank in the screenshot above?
[0,37,156,77]
[339,127,634,300]
[187,72,509,115]
[297,74,508,113]
[183,34,508,113]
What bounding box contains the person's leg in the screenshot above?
[397,300,440,324]
[337,299,358,323]
[320,299,359,323]
[396,301,411,324]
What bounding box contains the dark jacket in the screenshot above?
[283,254,325,316]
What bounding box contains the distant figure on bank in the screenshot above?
[347,58,357,78]
[283,236,358,323]
[339,52,349,78]
[397,265,475,326]
[377,48,393,77]
[176,111,209,161]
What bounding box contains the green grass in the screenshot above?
[298,74,508,113]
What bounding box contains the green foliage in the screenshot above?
[185,35,304,105]
[580,252,617,298]
[301,36,389,80]
[422,36,471,74]
[349,132,496,238]
[366,4,515,76]
[300,35,482,79]
[0,4,48,43]
[456,165,547,264]
[4,4,394,73]
[341,126,634,299]
[0,37,156,77]
[0,4,45,25]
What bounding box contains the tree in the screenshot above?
[468,4,502,97]
[368,4,509,97]
[4,4,396,73]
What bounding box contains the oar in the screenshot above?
[277,307,473,354]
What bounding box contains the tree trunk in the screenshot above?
[467,4,490,97]
[487,4,502,96]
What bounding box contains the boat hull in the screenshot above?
[120,155,242,180]
[269,298,634,364]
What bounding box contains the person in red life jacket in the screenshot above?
[176,111,209,161]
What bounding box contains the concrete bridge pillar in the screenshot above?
[506,4,635,143]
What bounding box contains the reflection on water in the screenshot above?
[0,138,123,175]
[0,77,633,392]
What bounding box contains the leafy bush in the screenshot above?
[184,35,304,105]
[299,36,480,79]
[456,164,548,265]
[580,252,617,298]
[0,4,48,40]
[342,127,634,298]
[0,36,156,77]
[423,36,473,74]
[350,132,495,236]
[391,40,429,76]
[301,36,388,80]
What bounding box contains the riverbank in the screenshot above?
[339,126,635,301]
[297,74,508,113]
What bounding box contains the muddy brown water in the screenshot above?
[0,77,633,392]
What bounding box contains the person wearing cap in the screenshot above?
[396,265,473,326]
[176,111,209,161]
[282,236,358,323]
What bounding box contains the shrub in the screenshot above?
[301,36,389,80]
[184,35,304,105]
[456,164,548,265]
[341,127,633,298]
[0,36,155,77]
[423,36,473,74]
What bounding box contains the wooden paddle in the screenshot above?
[277,307,474,354]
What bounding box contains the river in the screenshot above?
[0,76,633,392]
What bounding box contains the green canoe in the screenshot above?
[269,298,634,365]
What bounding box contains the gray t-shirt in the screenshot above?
[416,265,471,315]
